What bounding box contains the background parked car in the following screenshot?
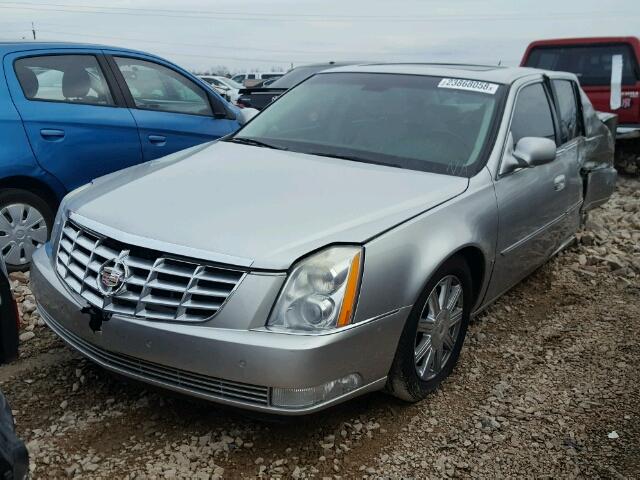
[521,37,640,132]
[236,61,358,110]
[230,71,283,87]
[198,75,243,103]
[0,42,243,270]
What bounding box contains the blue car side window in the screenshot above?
[14,55,115,107]
[113,57,212,116]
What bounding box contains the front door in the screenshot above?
[487,81,578,300]
[6,51,142,191]
[109,55,237,161]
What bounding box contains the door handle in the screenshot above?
[40,129,65,140]
[553,174,566,192]
[148,134,167,146]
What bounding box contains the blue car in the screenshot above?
[0,42,242,269]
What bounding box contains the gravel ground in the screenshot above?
[2,177,639,479]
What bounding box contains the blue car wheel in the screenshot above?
[0,189,53,271]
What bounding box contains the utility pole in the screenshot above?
[31,22,36,40]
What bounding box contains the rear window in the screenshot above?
[552,80,581,142]
[525,43,639,86]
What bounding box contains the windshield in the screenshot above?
[234,73,505,176]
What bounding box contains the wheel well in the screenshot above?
[453,246,485,305]
[0,176,60,210]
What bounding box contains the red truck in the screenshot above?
[522,37,640,171]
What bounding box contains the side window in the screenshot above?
[552,80,580,143]
[113,57,212,116]
[14,55,115,106]
[510,83,556,145]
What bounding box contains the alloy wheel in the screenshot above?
[0,203,49,267]
[414,275,464,381]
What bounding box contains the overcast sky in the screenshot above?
[1,0,638,73]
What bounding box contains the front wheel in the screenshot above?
[0,189,54,271]
[387,256,472,402]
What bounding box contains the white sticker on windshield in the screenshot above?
[438,78,499,94]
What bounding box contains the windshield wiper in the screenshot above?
[226,137,287,150]
[307,151,398,169]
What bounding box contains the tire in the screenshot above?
[0,188,54,271]
[387,256,473,402]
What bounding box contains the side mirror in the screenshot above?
[500,135,557,175]
[236,108,259,126]
[513,137,556,167]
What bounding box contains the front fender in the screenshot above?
[355,168,498,323]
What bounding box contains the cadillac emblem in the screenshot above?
[97,250,130,297]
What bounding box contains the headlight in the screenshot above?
[267,246,363,333]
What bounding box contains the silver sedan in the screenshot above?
[31,63,616,414]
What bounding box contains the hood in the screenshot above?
[69,142,468,270]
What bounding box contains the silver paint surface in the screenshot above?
[32,65,616,413]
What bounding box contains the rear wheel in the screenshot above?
[0,189,54,271]
[387,256,472,402]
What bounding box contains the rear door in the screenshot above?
[5,50,142,191]
[548,78,583,223]
[107,54,237,161]
[524,43,640,124]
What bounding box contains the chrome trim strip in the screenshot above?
[500,200,582,256]
[549,235,576,258]
[69,212,255,268]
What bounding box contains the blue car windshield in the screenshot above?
[234,72,505,176]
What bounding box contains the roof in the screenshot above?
[294,61,365,68]
[0,41,147,56]
[323,63,547,84]
[525,36,640,48]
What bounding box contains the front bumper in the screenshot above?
[31,247,408,414]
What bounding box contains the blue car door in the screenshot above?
[107,53,238,161]
[5,50,142,192]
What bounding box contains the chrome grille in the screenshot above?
[56,219,245,322]
[42,308,270,406]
